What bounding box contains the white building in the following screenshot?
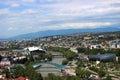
[24,46,46,55]
[90,45,101,49]
[70,47,78,53]
[109,40,120,48]
[24,46,43,52]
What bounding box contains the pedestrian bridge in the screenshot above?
[32,62,66,69]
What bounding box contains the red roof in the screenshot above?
[14,77,26,80]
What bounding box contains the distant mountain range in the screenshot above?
[1,27,120,40]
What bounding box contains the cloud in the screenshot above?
[0,0,119,37]
[0,8,10,15]
[11,3,20,7]
[60,22,112,29]
[29,21,113,32]
[8,27,17,31]
[21,9,39,14]
[38,0,120,18]
[22,0,36,3]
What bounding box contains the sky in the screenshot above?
[0,0,120,38]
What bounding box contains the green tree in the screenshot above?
[47,46,78,60]
[66,76,83,80]
[47,73,56,80]
[76,68,91,78]
[45,53,52,61]
[106,75,112,80]
[47,73,64,80]
[2,68,11,78]
[25,64,35,79]
[31,72,43,80]
[62,59,68,65]
[13,66,25,78]
[2,68,9,74]
[98,69,105,77]
[25,64,43,80]
[89,48,105,54]
[77,47,86,53]
[0,55,2,61]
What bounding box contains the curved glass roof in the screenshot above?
[88,53,116,61]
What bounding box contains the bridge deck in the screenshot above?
[33,62,66,69]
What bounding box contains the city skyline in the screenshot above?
[0,0,120,38]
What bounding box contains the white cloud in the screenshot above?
[37,22,113,31]
[21,9,38,14]
[60,22,112,29]
[22,0,36,3]
[11,3,20,7]
[0,8,10,15]
[8,27,16,31]
[39,0,120,18]
[39,0,70,3]
[0,0,119,37]
[97,0,120,5]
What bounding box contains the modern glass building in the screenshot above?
[88,53,116,61]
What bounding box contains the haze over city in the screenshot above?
[0,0,120,38]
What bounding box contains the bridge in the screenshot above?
[32,62,66,69]
[48,51,65,58]
[52,54,65,58]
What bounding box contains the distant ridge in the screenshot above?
[1,27,120,40]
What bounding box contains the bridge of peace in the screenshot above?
[32,62,66,77]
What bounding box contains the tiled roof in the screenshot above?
[14,77,26,80]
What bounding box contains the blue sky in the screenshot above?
[0,0,120,38]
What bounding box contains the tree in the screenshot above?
[77,61,85,67]
[77,47,86,53]
[2,68,9,74]
[13,66,25,78]
[106,75,112,80]
[118,56,120,63]
[2,68,10,78]
[89,48,105,54]
[0,55,2,61]
[47,73,56,80]
[25,64,43,80]
[62,59,68,65]
[47,73,64,80]
[76,68,91,78]
[98,69,105,77]
[47,46,78,60]
[13,64,43,80]
[45,53,52,61]
[66,76,83,80]
[31,72,43,80]
[25,64,35,79]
